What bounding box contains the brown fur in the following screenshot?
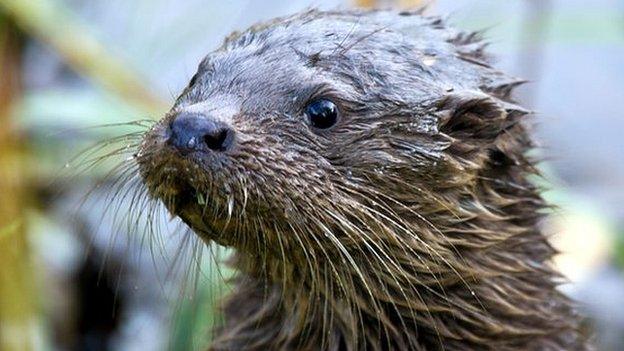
[134,9,590,350]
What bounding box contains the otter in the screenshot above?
[135,9,590,351]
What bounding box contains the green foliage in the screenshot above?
[614,226,624,271]
[169,262,234,351]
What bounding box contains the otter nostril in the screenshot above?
[204,129,230,151]
[169,112,234,153]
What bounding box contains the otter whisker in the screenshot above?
[338,179,483,304]
[320,203,434,349]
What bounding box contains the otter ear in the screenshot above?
[435,90,528,141]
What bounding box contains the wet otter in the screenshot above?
[136,9,590,351]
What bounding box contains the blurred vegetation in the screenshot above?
[0,0,167,116]
[614,228,624,271]
[0,0,621,350]
[0,17,38,351]
[0,0,166,349]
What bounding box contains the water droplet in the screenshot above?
[64,163,70,168]
[187,136,197,149]
[228,198,234,215]
[422,55,436,67]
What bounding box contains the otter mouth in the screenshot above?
[169,180,198,214]
[165,179,227,244]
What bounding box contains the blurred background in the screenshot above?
[0,0,622,350]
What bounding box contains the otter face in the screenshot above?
[137,10,525,254]
[132,11,591,351]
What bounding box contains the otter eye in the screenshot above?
[305,99,339,129]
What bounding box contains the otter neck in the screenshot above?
[225,191,578,351]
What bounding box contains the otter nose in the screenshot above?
[169,112,233,153]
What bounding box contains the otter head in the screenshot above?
[137,9,528,268]
[135,10,591,350]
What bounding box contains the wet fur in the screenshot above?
[136,9,590,350]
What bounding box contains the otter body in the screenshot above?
[137,10,589,350]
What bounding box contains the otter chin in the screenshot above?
[135,9,590,351]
